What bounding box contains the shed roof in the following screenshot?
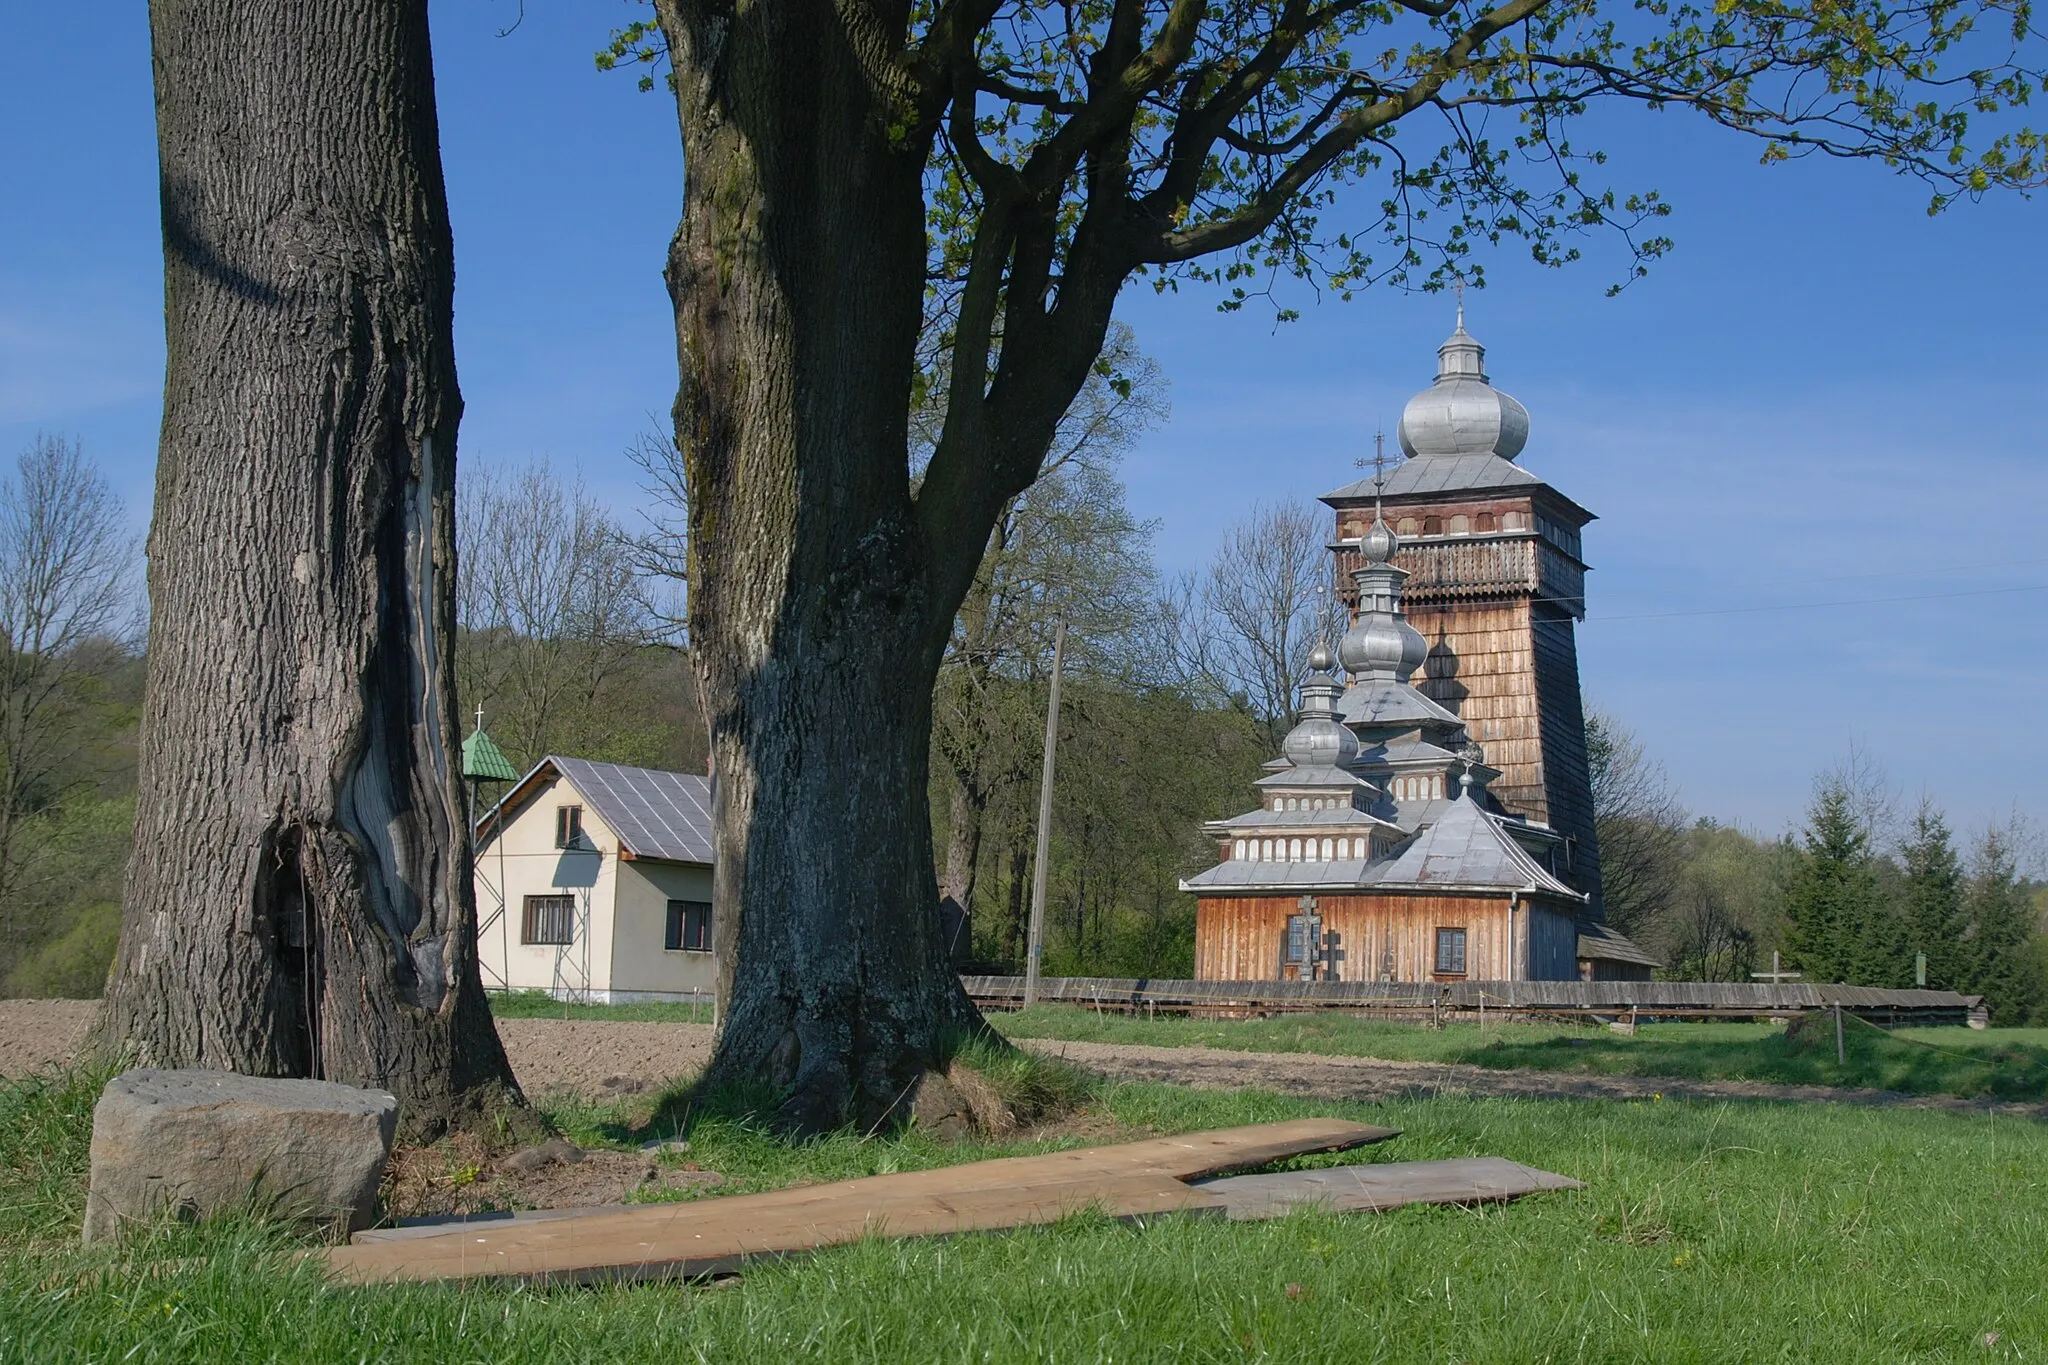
[480,755,715,865]
[1575,922,1662,968]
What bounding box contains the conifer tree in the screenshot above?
[1784,777,1881,984]
[1961,826,2044,1024]
[1899,802,1966,990]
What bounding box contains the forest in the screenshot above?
[2,423,2042,1014]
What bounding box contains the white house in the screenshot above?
[474,755,716,1004]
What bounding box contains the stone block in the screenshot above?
[82,1068,398,1246]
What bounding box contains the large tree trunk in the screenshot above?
[658,2,991,1131]
[99,0,524,1140]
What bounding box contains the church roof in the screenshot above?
[1338,681,1465,730]
[1322,451,1540,502]
[1184,788,1581,899]
[1371,789,1580,897]
[1253,764,1373,790]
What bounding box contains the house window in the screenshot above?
[555,805,583,849]
[522,895,575,945]
[1435,927,1468,976]
[665,899,712,953]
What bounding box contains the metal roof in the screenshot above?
[461,727,519,783]
[1338,681,1465,730]
[1373,794,1580,898]
[482,755,715,865]
[1183,793,1582,899]
[1323,452,1541,502]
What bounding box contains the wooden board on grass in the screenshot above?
[1198,1156,1582,1220]
[328,1118,1396,1286]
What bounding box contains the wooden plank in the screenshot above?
[1198,1157,1581,1221]
[328,1119,1397,1287]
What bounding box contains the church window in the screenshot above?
[1337,838,1350,859]
[1434,927,1468,976]
[1261,839,1274,860]
[1397,518,1418,536]
[1233,840,1246,859]
[1476,512,1496,532]
[1288,838,1302,860]
[1449,514,1470,535]
[1503,510,1526,531]
[1321,839,1334,860]
[1423,516,1443,535]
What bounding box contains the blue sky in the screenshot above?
[3,2,2042,839]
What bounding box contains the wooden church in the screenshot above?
[1184,310,1658,984]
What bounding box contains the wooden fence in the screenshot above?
[961,975,1985,1026]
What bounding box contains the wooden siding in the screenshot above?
[1197,893,1589,983]
[1404,598,1548,822]
[1529,601,1601,911]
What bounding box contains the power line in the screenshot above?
[1594,582,2048,624]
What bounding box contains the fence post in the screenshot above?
[1834,1000,1845,1066]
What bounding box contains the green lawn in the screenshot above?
[991,1006,2048,1103]
[487,989,715,1025]
[4,1060,2045,1362]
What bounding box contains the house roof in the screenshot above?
[1575,921,1662,968]
[480,755,715,865]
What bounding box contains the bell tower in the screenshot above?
[1322,309,1603,912]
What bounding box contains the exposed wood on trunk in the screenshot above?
[98,0,522,1139]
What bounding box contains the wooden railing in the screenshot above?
[962,975,1983,1025]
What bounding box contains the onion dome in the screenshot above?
[1396,305,1530,461]
[1280,642,1360,768]
[1338,517,1428,683]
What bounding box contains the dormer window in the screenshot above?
[555,805,583,849]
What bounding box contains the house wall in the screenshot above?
[474,773,618,997]
[609,859,717,999]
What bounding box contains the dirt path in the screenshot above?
[1013,1036,2048,1119]
[4,1003,2038,1119]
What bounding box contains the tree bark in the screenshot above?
[99,0,524,1140]
[657,1,1004,1131]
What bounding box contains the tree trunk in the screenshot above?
[938,768,987,955]
[658,1,992,1132]
[99,0,524,1140]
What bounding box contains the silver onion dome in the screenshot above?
[1339,523,1428,683]
[1358,516,1398,565]
[1395,307,1529,462]
[1280,644,1359,768]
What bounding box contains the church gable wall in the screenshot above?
[1196,893,1528,982]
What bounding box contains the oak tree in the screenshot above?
[608,0,2043,1127]
[99,0,524,1138]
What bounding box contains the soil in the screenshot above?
[0,999,97,1078]
[6,1001,2039,1122]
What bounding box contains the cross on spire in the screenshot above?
[1454,276,1467,331]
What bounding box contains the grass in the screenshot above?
[990,1005,2048,1103]
[487,990,714,1024]
[4,1058,2046,1361]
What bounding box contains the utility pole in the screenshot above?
[1023,619,1067,1008]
